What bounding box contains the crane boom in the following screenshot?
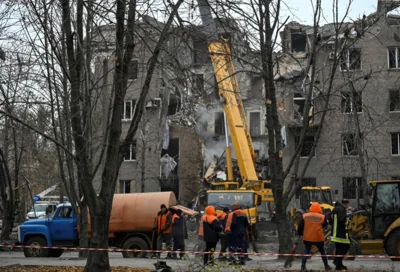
[223,48,258,162]
[196,0,273,202]
[208,41,261,190]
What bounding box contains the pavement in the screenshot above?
[0,251,399,271]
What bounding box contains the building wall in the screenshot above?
[279,16,400,207]
[92,18,268,202]
[168,123,203,205]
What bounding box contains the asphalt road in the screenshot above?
[0,251,399,271]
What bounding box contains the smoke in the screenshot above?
[194,104,234,166]
[203,140,226,166]
[193,106,213,141]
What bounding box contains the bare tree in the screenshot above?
[0,0,185,270]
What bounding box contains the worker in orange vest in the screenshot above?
[152,204,173,259]
[217,207,230,259]
[298,202,331,271]
[202,205,223,265]
[225,203,248,265]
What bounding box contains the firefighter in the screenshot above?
[217,207,230,259]
[153,204,173,259]
[225,203,248,265]
[330,199,350,271]
[172,209,185,259]
[298,202,332,271]
[202,205,223,265]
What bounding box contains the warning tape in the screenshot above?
[1,244,400,259]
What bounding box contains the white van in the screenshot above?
[26,201,58,220]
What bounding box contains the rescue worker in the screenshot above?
[202,205,223,265]
[172,209,185,259]
[298,202,331,271]
[217,207,230,259]
[153,204,173,259]
[225,203,249,265]
[330,199,350,271]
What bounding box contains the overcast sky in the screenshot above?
[281,0,378,25]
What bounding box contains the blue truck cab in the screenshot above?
[18,204,78,257]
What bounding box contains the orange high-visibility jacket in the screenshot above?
[157,211,172,234]
[302,202,325,242]
[225,209,247,232]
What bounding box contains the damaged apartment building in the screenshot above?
[276,0,400,207]
[92,16,266,205]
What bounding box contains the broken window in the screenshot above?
[123,100,137,120]
[391,133,400,155]
[193,37,209,65]
[342,133,362,156]
[388,47,400,69]
[293,93,305,120]
[295,135,316,157]
[251,76,263,96]
[123,140,137,161]
[168,90,181,115]
[128,60,138,80]
[295,178,316,199]
[249,111,261,136]
[340,49,361,71]
[214,112,225,136]
[342,177,363,200]
[341,91,362,113]
[291,32,307,53]
[389,90,400,112]
[119,180,131,193]
[192,74,204,93]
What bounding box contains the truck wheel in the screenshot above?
[49,249,64,258]
[386,229,400,261]
[24,236,49,257]
[122,237,148,258]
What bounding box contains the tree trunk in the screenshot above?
[0,148,14,241]
[260,0,293,259]
[84,210,110,272]
[78,202,89,258]
[0,201,13,241]
[141,133,146,193]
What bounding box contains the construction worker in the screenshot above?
[225,203,248,265]
[217,207,230,259]
[298,202,331,271]
[202,205,223,265]
[171,209,185,259]
[153,204,173,259]
[330,199,350,270]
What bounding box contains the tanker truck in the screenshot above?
[17,192,196,258]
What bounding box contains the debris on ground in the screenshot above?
[0,266,150,272]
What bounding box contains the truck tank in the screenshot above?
[87,192,177,236]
